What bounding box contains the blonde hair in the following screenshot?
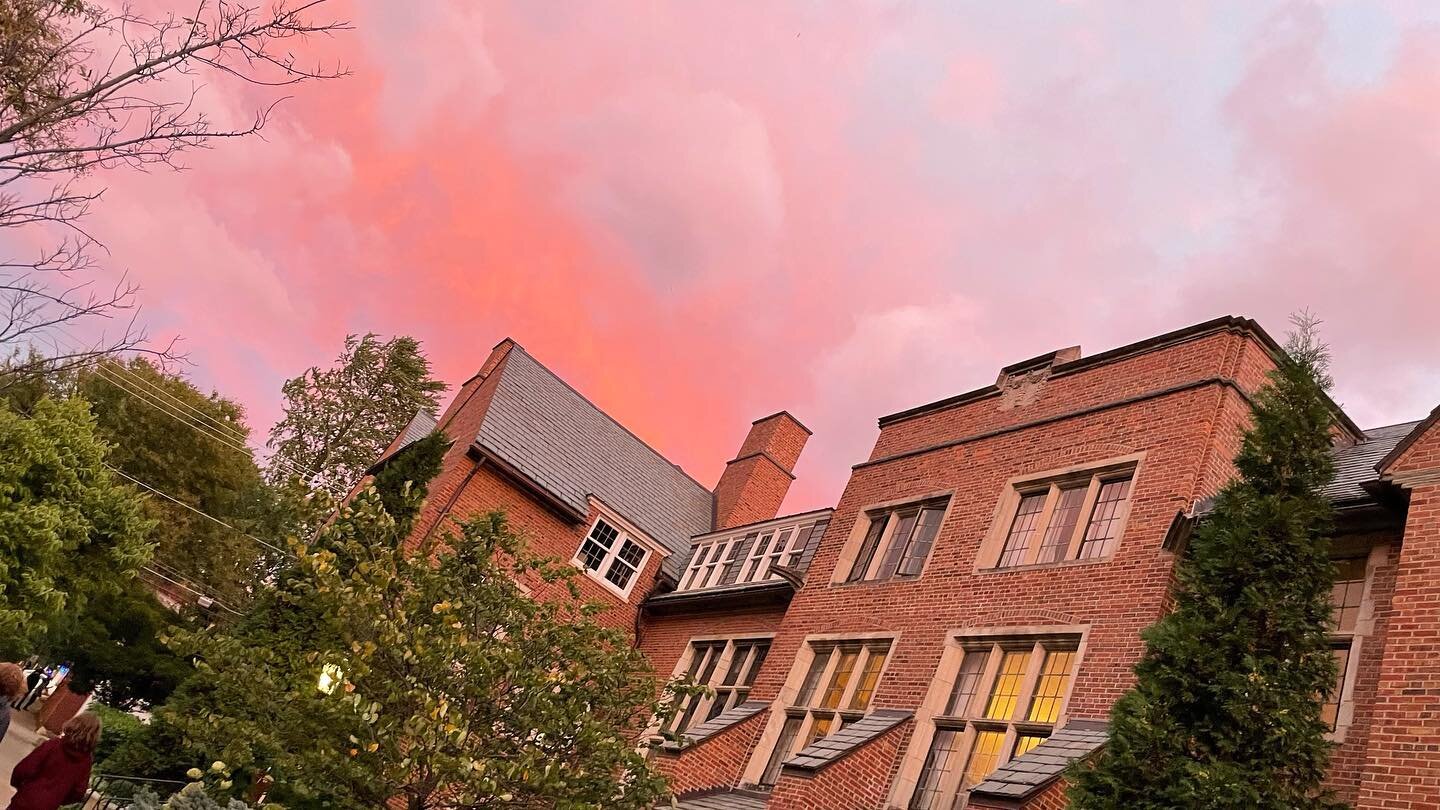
[0,663,23,699]
[61,712,101,754]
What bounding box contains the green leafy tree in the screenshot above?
[164,446,688,809]
[45,587,193,709]
[267,334,446,495]
[0,397,153,656]
[1069,319,1345,810]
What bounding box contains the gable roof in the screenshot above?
[368,410,438,473]
[1375,405,1440,476]
[475,346,714,578]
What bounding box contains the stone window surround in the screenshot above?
[1327,539,1386,743]
[888,623,1092,810]
[571,497,668,601]
[664,633,778,736]
[975,452,1147,573]
[830,491,957,586]
[678,509,832,592]
[741,630,900,787]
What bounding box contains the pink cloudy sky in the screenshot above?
[23,1,1440,512]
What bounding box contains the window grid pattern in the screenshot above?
[771,641,892,777]
[1076,478,1132,560]
[678,516,828,592]
[990,468,1136,570]
[846,499,950,583]
[1325,553,1370,735]
[1331,558,1367,632]
[575,519,649,596]
[1036,487,1086,564]
[1323,644,1350,731]
[909,637,1080,809]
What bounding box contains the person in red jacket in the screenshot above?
[7,712,100,810]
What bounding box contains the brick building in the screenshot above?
[379,317,1440,809]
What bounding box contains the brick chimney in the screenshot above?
[713,412,811,530]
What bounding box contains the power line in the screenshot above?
[95,360,249,444]
[139,566,243,617]
[106,465,293,558]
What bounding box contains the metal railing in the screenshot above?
[86,774,187,810]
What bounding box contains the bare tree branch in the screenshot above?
[0,0,348,384]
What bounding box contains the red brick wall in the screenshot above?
[766,719,911,810]
[743,331,1273,806]
[638,606,789,686]
[738,413,810,470]
[969,777,1071,810]
[1357,484,1440,809]
[656,710,771,796]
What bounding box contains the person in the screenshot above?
[6,712,100,810]
[0,664,23,743]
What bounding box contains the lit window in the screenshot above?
[989,468,1135,569]
[759,640,891,786]
[908,636,1080,808]
[845,499,949,583]
[574,518,649,597]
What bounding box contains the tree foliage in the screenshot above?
[1069,317,1345,810]
[0,396,152,656]
[372,430,451,528]
[164,481,687,809]
[1,0,347,384]
[266,333,446,495]
[45,587,193,709]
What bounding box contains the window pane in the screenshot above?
[963,730,1006,787]
[617,539,645,567]
[848,515,888,582]
[768,528,794,570]
[743,643,770,687]
[784,523,816,568]
[1037,486,1086,564]
[998,493,1047,568]
[1026,650,1075,724]
[577,538,609,571]
[605,554,637,589]
[984,650,1031,720]
[804,713,834,747]
[761,717,802,786]
[796,649,833,706]
[847,645,889,710]
[1014,733,1048,758]
[944,648,990,716]
[1331,557,1367,632]
[1077,477,1131,559]
[1323,644,1351,730]
[909,729,960,810]
[898,505,946,577]
[877,509,920,579]
[819,649,860,709]
[589,519,618,549]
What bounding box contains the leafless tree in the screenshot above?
[0,0,348,386]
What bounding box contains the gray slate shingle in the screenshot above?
[783,710,912,773]
[666,790,770,810]
[370,410,438,470]
[661,701,769,751]
[1325,421,1420,503]
[968,721,1109,802]
[477,348,714,579]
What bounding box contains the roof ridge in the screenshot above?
[504,344,713,496]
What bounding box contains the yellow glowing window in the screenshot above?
[1014,733,1048,758]
[984,650,1031,720]
[963,730,1006,787]
[819,649,859,709]
[1026,650,1076,723]
[847,648,888,710]
[804,714,833,747]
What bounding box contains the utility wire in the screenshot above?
[106,465,293,558]
[139,566,243,617]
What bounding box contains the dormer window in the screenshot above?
[677,512,831,592]
[575,517,649,597]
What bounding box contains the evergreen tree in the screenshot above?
[371,431,451,529]
[266,334,446,495]
[1069,318,1345,810]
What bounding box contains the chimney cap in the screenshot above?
[750,410,813,435]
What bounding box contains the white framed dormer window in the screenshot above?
[676,510,832,593]
[574,516,650,599]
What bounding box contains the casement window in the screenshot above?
[844,499,949,583]
[907,636,1080,810]
[1324,556,1367,731]
[574,518,649,597]
[677,514,831,593]
[758,640,892,786]
[669,638,772,734]
[988,466,1135,570]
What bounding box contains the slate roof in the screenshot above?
[477,347,714,578]
[1325,421,1421,504]
[368,410,438,472]
[968,720,1109,802]
[666,790,770,810]
[660,700,769,751]
[783,710,912,772]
